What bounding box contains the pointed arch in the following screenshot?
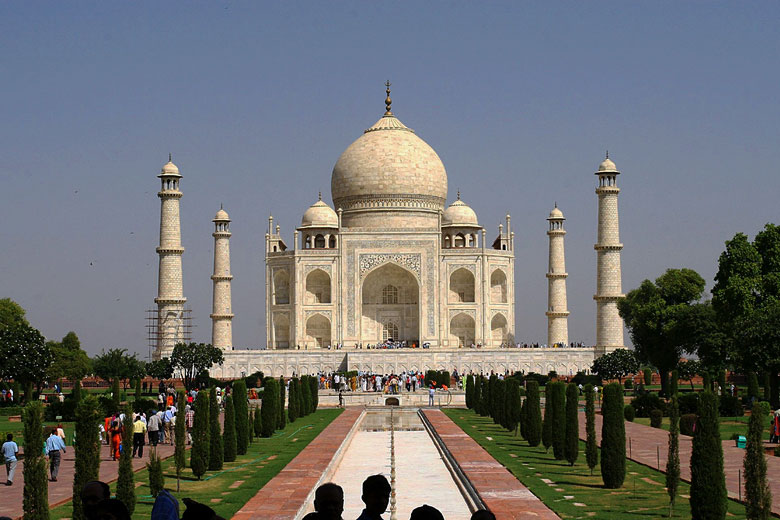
[450,312,476,347]
[449,268,475,303]
[305,268,331,304]
[491,313,508,345]
[490,269,507,303]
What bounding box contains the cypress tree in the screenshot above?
[253,406,262,437]
[22,401,48,520]
[294,377,304,417]
[116,406,136,515]
[233,380,249,455]
[72,379,82,403]
[747,372,760,401]
[472,375,481,415]
[542,384,553,452]
[504,379,521,433]
[300,376,312,416]
[519,396,528,439]
[147,448,164,498]
[480,376,490,417]
[564,383,579,466]
[718,370,727,395]
[465,375,473,409]
[208,387,223,471]
[72,396,102,520]
[278,376,287,429]
[223,396,237,462]
[488,375,498,421]
[703,372,712,392]
[135,378,142,399]
[174,390,186,491]
[744,401,772,520]
[310,375,319,412]
[690,391,727,520]
[601,383,626,488]
[659,370,669,398]
[585,384,598,476]
[261,378,279,437]
[665,395,681,517]
[288,377,299,423]
[670,369,679,397]
[247,406,254,445]
[493,378,505,425]
[550,382,566,460]
[525,381,542,447]
[190,391,210,480]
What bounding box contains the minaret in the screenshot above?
[154,155,186,359]
[546,204,569,346]
[594,153,624,353]
[211,206,234,350]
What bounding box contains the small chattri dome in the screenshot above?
[548,206,564,220]
[442,196,479,227]
[301,198,338,228]
[161,160,180,176]
[214,208,230,221]
[597,156,619,174]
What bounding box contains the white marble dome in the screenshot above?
[331,113,448,215]
[214,208,230,220]
[548,206,564,219]
[301,199,338,228]
[161,160,180,176]
[597,157,619,173]
[443,198,479,226]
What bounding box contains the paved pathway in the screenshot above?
[1,441,176,520]
[578,411,780,515]
[232,408,362,520]
[423,409,560,520]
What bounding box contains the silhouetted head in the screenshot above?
[470,510,496,520]
[5,433,12,441]
[361,474,391,516]
[410,504,445,520]
[82,480,111,520]
[181,498,226,520]
[93,498,131,520]
[314,482,344,520]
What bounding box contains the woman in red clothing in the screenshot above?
[109,414,123,460]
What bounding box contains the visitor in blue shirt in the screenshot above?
[45,429,66,482]
[2,433,19,486]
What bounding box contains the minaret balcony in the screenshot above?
[158,191,183,198]
[545,272,568,279]
[593,243,623,251]
[545,311,570,317]
[212,231,232,238]
[595,186,620,195]
[593,294,625,301]
[155,297,187,304]
[211,275,234,281]
[156,246,185,254]
[210,313,234,319]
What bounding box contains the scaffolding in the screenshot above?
[145,308,194,360]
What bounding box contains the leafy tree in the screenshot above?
[145,358,174,382]
[72,380,82,403]
[147,449,164,498]
[549,382,566,460]
[174,390,186,491]
[48,332,92,383]
[601,383,626,488]
[677,359,702,390]
[208,387,223,471]
[564,383,579,466]
[253,405,262,437]
[116,406,136,515]
[666,396,681,517]
[0,323,52,394]
[689,391,727,520]
[261,378,279,437]
[542,383,553,453]
[584,384,598,476]
[525,380,542,447]
[190,391,210,480]
[92,348,144,389]
[278,376,287,430]
[0,297,28,330]
[288,377,299,423]
[22,401,48,520]
[618,268,711,395]
[591,349,639,384]
[170,342,224,391]
[223,395,237,462]
[233,380,249,454]
[744,402,772,519]
[72,396,102,520]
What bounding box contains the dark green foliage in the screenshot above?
[524,372,550,387]
[135,378,142,399]
[278,376,287,429]
[111,378,121,412]
[678,392,699,415]
[300,376,312,416]
[718,370,727,396]
[519,397,528,439]
[492,378,505,425]
[744,402,772,520]
[247,406,253,445]
[525,380,542,447]
[585,385,598,476]
[465,375,473,409]
[233,380,249,455]
[223,396,237,462]
[147,449,164,498]
[680,414,697,436]
[72,396,102,520]
[542,382,554,452]
[630,392,667,417]
[670,369,679,396]
[116,406,136,514]
[719,395,743,417]
[623,404,635,422]
[643,367,653,386]
[504,379,521,433]
[208,387,223,471]
[703,372,712,391]
[572,371,602,387]
[174,390,186,491]
[650,409,663,428]
[23,401,49,520]
[624,379,633,390]
[601,383,626,488]
[190,391,210,480]
[425,370,451,388]
[288,377,299,422]
[72,380,82,403]
[261,378,279,437]
[763,372,771,401]
[479,376,490,417]
[549,382,566,460]
[564,383,579,466]
[690,391,727,520]
[309,375,319,412]
[472,375,482,415]
[253,406,262,437]
[488,375,498,422]
[666,396,681,516]
[748,372,760,401]
[659,370,669,397]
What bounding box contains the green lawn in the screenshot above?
[48,408,343,520]
[633,415,768,442]
[444,409,748,520]
[0,417,76,446]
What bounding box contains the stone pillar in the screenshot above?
[594,154,624,354]
[546,205,569,346]
[211,207,234,350]
[154,157,186,360]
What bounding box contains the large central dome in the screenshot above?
[331,105,448,228]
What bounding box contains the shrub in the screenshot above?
[300,376,312,416]
[465,375,473,409]
[678,392,699,415]
[223,396,237,462]
[309,375,319,413]
[670,369,679,396]
[472,375,482,415]
[525,381,542,447]
[718,395,743,417]
[624,379,633,390]
[747,372,760,401]
[131,398,157,414]
[666,396,681,516]
[542,382,553,452]
[72,380,82,403]
[601,383,626,488]
[572,371,602,387]
[23,401,48,520]
[650,409,663,428]
[147,449,164,498]
[190,391,210,480]
[116,406,136,514]
[623,404,635,422]
[585,385,598,475]
[504,378,521,433]
[72,396,102,520]
[680,414,697,436]
[643,367,652,386]
[261,378,279,437]
[45,398,78,421]
[745,402,772,519]
[564,383,579,466]
[233,380,249,455]
[208,387,223,471]
[690,392,727,520]
[703,372,712,391]
[479,376,490,417]
[525,372,550,387]
[630,392,667,417]
[174,391,186,491]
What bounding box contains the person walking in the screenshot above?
[2,433,19,486]
[163,406,175,445]
[109,414,122,461]
[428,386,435,407]
[45,428,67,481]
[132,414,147,458]
[147,409,161,447]
[185,405,195,444]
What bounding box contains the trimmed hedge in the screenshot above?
[650,409,663,428]
[630,392,667,417]
[718,394,743,417]
[623,404,636,422]
[678,392,699,415]
[680,413,697,436]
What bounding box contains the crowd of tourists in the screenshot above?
[315,371,464,393]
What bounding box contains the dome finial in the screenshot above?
[457,188,461,201]
[554,201,557,208]
[384,80,393,115]
[605,150,609,159]
[168,152,172,162]
[318,190,322,201]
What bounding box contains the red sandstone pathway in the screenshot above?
[1,441,177,520]
[423,409,560,520]
[232,408,362,520]
[577,411,780,516]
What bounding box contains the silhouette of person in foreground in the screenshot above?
[356,474,391,520]
[181,497,226,520]
[81,480,110,520]
[470,510,496,520]
[303,482,345,520]
[409,504,445,520]
[93,498,131,520]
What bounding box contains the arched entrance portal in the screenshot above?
[361,263,419,345]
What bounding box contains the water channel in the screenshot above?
[300,408,473,520]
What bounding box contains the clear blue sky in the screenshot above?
[2,2,778,357]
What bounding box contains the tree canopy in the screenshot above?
[48,332,92,381]
[92,348,145,387]
[590,348,639,383]
[170,342,224,391]
[0,323,52,388]
[145,358,174,381]
[0,298,28,331]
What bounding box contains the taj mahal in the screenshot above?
[151,85,625,379]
